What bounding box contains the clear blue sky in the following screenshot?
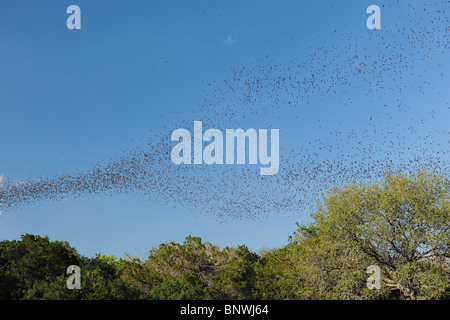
[0,1,448,258]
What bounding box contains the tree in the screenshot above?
[144,236,217,283]
[208,245,259,299]
[285,224,389,299]
[307,169,450,299]
[81,254,142,300]
[254,246,299,299]
[148,273,207,300]
[139,236,260,299]
[0,234,81,299]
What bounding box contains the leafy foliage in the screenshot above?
[1,170,449,300]
[0,234,81,299]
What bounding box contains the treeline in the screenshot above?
[1,170,450,300]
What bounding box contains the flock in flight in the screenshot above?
[0,1,448,221]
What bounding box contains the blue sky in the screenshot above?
[0,1,449,258]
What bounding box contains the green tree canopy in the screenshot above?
[0,234,81,299]
[296,170,450,299]
[1,169,449,300]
